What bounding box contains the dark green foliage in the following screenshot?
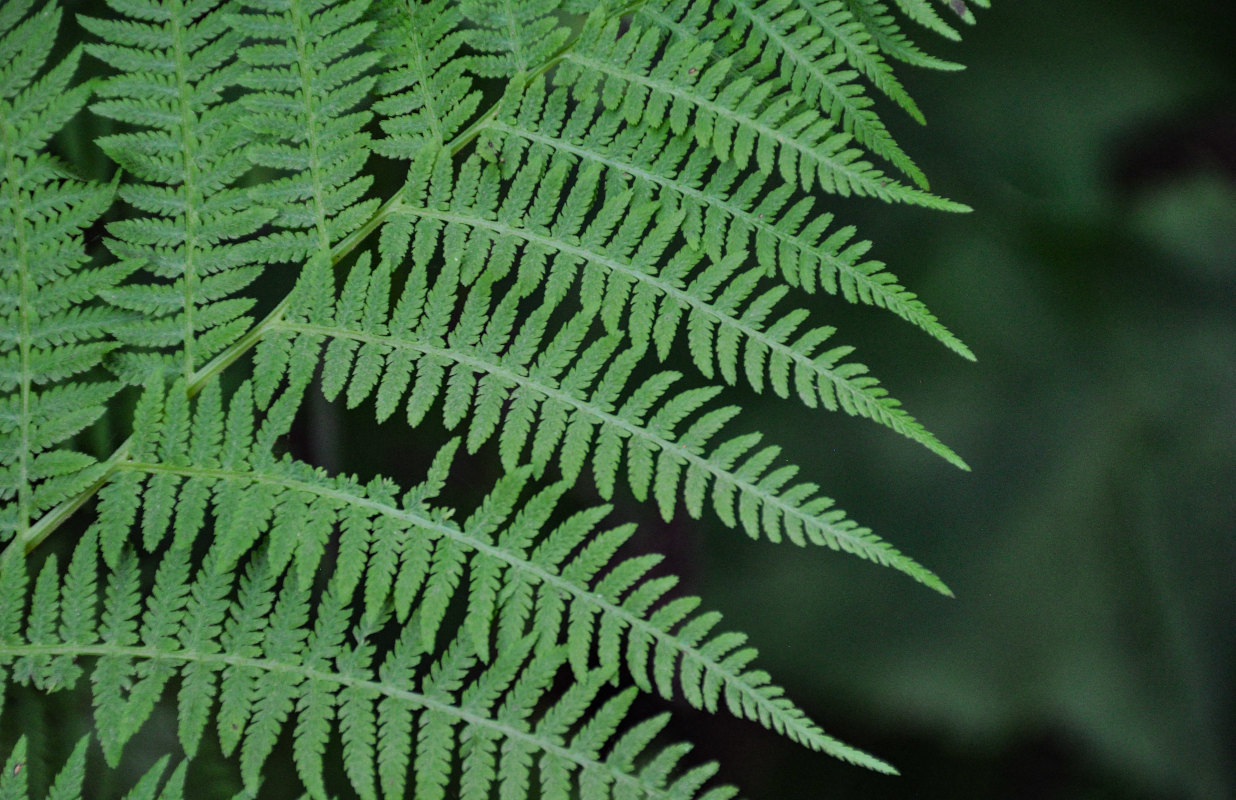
[0,0,982,797]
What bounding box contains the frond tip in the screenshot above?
[560,19,970,210]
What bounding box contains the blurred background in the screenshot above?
[658,0,1236,797]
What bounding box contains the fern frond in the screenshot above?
[232,0,382,263]
[368,0,483,159]
[80,376,899,770]
[705,0,929,185]
[480,76,973,359]
[81,0,275,383]
[1,529,752,800]
[640,0,931,128]
[559,19,968,208]
[3,0,985,793]
[459,0,572,79]
[796,0,926,121]
[889,0,963,40]
[637,0,928,177]
[260,250,952,595]
[842,0,963,70]
[382,148,966,467]
[0,3,129,546]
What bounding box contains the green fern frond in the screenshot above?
[232,0,382,263]
[480,75,973,360]
[460,0,572,79]
[81,0,276,383]
[368,0,483,159]
[1,0,986,794]
[2,529,753,800]
[0,2,129,546]
[559,18,967,208]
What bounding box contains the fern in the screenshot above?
[260,250,953,590]
[0,1,128,546]
[0,0,985,797]
[477,75,972,355]
[79,0,274,383]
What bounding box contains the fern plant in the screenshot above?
[0,0,985,797]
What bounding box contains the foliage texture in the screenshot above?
[0,0,984,797]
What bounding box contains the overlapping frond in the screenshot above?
[79,0,273,383]
[232,0,382,263]
[368,0,483,159]
[0,2,129,546]
[841,0,962,69]
[480,76,973,360]
[559,18,968,209]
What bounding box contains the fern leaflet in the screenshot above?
[0,2,128,548]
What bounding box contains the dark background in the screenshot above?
[669,1,1236,797]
